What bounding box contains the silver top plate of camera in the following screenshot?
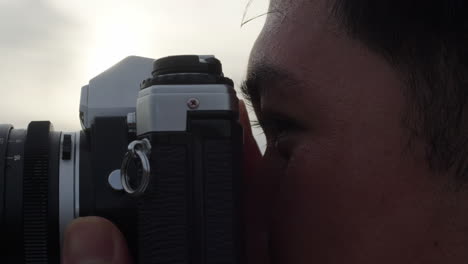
[136,84,238,135]
[79,56,239,134]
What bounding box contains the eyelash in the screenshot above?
[251,117,296,146]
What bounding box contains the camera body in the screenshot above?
[0,55,244,264]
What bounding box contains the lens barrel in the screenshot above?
[1,126,26,261]
[0,124,13,259]
[0,124,13,231]
[1,122,61,263]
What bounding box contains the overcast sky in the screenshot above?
[0,0,268,148]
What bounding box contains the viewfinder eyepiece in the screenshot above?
[152,55,222,77]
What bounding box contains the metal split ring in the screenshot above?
[120,138,152,196]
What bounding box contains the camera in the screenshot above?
[0,55,244,263]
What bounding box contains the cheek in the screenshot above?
[269,136,440,263]
[270,138,361,261]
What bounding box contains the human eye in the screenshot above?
[251,112,304,158]
[251,116,293,140]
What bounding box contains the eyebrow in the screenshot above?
[240,63,306,108]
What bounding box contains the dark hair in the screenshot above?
[331,1,468,181]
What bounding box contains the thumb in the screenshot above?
[63,216,133,264]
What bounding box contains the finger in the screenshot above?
[63,216,133,264]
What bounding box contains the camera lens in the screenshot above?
[0,122,63,263]
[0,119,136,262]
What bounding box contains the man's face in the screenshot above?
[245,0,461,263]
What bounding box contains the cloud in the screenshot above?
[0,0,78,60]
[0,0,268,145]
[0,0,84,129]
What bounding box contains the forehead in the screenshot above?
[248,0,346,92]
[268,0,329,14]
[265,0,333,28]
[246,0,403,119]
[249,0,339,70]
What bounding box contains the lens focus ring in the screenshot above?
[23,121,52,263]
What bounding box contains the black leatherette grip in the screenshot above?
[137,145,189,264]
[136,115,243,264]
